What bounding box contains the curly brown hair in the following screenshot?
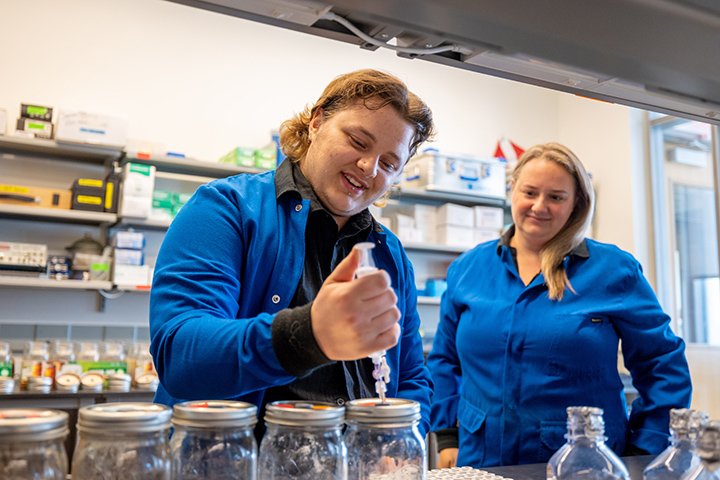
[279,69,434,163]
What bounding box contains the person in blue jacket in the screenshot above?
[428,142,692,468]
[149,69,435,434]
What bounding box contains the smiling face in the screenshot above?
[511,157,577,250]
[300,102,414,228]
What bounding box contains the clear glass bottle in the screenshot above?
[20,340,49,389]
[345,398,426,479]
[681,421,720,480]
[72,402,172,480]
[546,406,630,480]
[0,408,69,480]
[258,400,346,479]
[171,400,258,479]
[644,408,709,479]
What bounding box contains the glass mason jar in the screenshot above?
[171,400,258,479]
[258,400,346,479]
[546,406,630,480]
[682,421,720,480]
[0,408,69,480]
[72,402,172,480]
[345,398,426,479]
[644,408,709,480]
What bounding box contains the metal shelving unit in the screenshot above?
[0,136,122,164]
[0,276,113,291]
[123,151,265,178]
[390,186,506,207]
[0,204,117,225]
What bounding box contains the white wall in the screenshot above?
[0,0,640,339]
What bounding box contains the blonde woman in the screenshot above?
[428,142,692,468]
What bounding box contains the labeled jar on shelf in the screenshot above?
[20,340,50,389]
[0,409,69,480]
[0,341,14,393]
[344,398,426,479]
[258,400,346,479]
[72,402,172,480]
[171,400,258,479]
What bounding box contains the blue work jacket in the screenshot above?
[427,237,692,467]
[149,170,433,434]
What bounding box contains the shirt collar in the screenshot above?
[274,159,377,231]
[497,225,589,258]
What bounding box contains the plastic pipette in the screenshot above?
[353,242,391,404]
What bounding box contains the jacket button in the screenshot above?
[271,294,280,304]
[294,204,303,212]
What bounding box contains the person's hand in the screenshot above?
[311,247,401,361]
[437,448,458,469]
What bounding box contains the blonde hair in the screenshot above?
[279,69,434,163]
[511,142,595,300]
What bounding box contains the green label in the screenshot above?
[77,360,127,375]
[129,163,152,176]
[0,362,12,377]
[28,121,47,130]
[27,105,48,115]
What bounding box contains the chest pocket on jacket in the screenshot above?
[457,397,487,466]
[544,314,618,383]
[537,420,567,463]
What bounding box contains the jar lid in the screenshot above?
[345,398,421,425]
[173,400,258,428]
[0,409,69,442]
[56,373,81,388]
[264,400,344,427]
[78,402,172,433]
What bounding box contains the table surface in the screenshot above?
[482,455,653,480]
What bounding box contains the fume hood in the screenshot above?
[166,0,720,125]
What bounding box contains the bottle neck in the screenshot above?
[566,408,606,443]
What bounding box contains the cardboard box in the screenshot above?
[16,118,53,139]
[0,184,71,209]
[474,228,501,245]
[436,224,475,248]
[474,205,505,229]
[55,110,127,147]
[20,103,53,122]
[437,203,475,228]
[71,178,105,212]
[118,163,155,218]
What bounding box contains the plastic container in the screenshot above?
[546,406,630,480]
[0,408,69,479]
[681,421,720,480]
[72,402,172,480]
[644,408,708,479]
[344,398,426,479]
[258,400,346,479]
[171,400,258,479]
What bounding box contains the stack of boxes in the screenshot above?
[118,163,156,218]
[111,231,149,288]
[380,202,505,249]
[150,190,192,222]
[218,142,278,170]
[15,103,54,139]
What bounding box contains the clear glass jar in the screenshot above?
[258,400,346,479]
[644,408,709,480]
[171,400,258,479]
[546,406,630,480]
[20,340,49,389]
[345,398,426,479]
[72,402,172,480]
[0,408,69,479]
[682,421,720,480]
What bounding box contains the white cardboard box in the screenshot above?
[474,227,502,245]
[55,110,128,147]
[436,224,475,248]
[437,203,474,228]
[112,264,150,287]
[474,205,505,229]
[118,163,155,218]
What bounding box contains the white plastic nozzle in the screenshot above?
[354,242,377,278]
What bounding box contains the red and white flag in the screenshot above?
[493,137,525,166]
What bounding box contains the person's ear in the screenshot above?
[308,108,324,141]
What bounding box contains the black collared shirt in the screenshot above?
[265,159,378,409]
